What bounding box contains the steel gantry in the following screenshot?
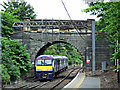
[12,19,92,30]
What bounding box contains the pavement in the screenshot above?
[79,77,100,88]
[63,71,100,89]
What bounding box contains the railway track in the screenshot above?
[10,81,50,90]
[50,68,75,90]
[39,67,81,89]
[3,66,81,90]
[50,68,81,89]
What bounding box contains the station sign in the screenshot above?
[86,59,90,64]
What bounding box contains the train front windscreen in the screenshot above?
[36,59,52,66]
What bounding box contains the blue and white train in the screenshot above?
[35,55,68,80]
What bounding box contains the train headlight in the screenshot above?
[36,69,42,71]
[47,69,52,71]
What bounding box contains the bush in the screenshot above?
[2,38,32,82]
[1,64,10,83]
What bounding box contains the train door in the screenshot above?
[60,59,62,70]
[57,59,60,71]
[63,59,65,68]
[54,59,57,72]
[62,59,63,69]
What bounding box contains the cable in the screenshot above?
[61,0,72,20]
[60,0,86,40]
[60,0,90,55]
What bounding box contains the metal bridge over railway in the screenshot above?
[12,18,112,75]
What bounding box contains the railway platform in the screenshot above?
[63,72,100,89]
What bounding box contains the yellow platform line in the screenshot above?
[63,72,85,89]
[75,73,85,88]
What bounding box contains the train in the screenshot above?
[35,55,68,80]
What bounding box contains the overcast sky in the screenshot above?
[0,0,99,20]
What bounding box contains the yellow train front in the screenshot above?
[35,55,68,80]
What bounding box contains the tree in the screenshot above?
[1,6,19,37]
[1,38,32,81]
[43,43,82,64]
[83,0,120,4]
[84,1,120,69]
[1,0,36,20]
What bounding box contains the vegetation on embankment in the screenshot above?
[1,0,37,85]
[1,38,32,84]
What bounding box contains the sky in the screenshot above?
[0,0,99,20]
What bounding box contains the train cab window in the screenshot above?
[45,59,52,66]
[36,59,52,66]
[37,59,44,66]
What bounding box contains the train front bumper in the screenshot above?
[36,72,53,80]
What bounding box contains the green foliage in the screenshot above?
[1,64,10,83]
[84,1,120,69]
[1,0,37,37]
[1,38,32,82]
[1,0,37,20]
[43,43,82,64]
[1,7,19,37]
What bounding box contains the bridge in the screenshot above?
[12,18,112,73]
